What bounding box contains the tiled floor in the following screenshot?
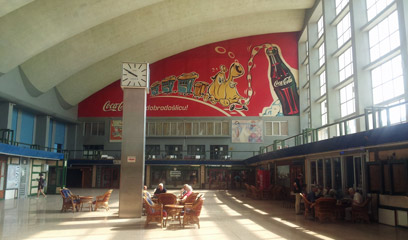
[0,188,407,240]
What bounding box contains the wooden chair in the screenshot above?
[300,193,314,219]
[183,197,204,229]
[143,197,167,228]
[157,193,178,206]
[314,198,336,222]
[250,185,262,199]
[352,197,371,223]
[182,192,199,205]
[93,189,113,211]
[60,188,80,213]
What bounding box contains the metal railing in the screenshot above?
[261,101,407,153]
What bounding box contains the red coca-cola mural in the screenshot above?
[78,32,299,118]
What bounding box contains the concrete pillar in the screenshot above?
[119,88,146,218]
[145,165,150,188]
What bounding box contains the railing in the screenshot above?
[261,101,407,153]
[64,149,260,161]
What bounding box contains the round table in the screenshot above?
[164,204,185,227]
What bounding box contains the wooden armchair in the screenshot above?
[60,188,80,213]
[183,197,204,229]
[314,198,336,222]
[352,197,371,223]
[143,197,167,228]
[157,193,178,206]
[250,185,262,199]
[93,189,113,211]
[300,193,314,219]
[182,192,199,205]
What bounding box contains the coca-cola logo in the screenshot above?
[273,76,293,88]
[103,101,123,112]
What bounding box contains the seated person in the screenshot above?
[327,188,337,199]
[153,183,167,196]
[345,188,363,220]
[179,184,193,204]
[143,185,152,199]
[307,186,318,203]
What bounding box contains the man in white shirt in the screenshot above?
[345,188,363,220]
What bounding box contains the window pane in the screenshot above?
[163,122,170,136]
[207,122,214,135]
[171,122,177,135]
[273,122,280,135]
[193,122,199,135]
[148,122,155,136]
[222,122,229,135]
[199,122,206,135]
[156,122,163,135]
[185,122,192,136]
[215,122,221,135]
[177,122,184,135]
[281,122,288,136]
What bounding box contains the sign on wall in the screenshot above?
[78,32,299,118]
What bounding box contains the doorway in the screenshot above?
[0,157,6,199]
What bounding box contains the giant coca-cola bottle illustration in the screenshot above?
[266,46,299,115]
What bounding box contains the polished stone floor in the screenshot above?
[0,188,407,240]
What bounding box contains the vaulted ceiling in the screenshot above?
[0,0,315,109]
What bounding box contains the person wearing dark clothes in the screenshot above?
[153,183,167,196]
[37,173,46,198]
[293,173,303,214]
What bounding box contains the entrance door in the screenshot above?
[0,159,6,199]
[48,166,57,194]
[19,158,29,198]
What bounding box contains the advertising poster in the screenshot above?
[78,32,299,118]
[231,120,263,143]
[109,120,122,142]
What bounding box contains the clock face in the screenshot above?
[121,62,149,88]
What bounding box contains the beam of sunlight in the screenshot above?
[271,217,335,240]
[58,218,131,226]
[219,204,242,216]
[214,197,223,204]
[231,196,243,203]
[243,203,254,209]
[236,219,287,240]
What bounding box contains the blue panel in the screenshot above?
[11,108,18,141]
[0,143,63,160]
[55,121,65,147]
[20,111,35,146]
[48,119,53,149]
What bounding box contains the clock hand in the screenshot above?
[125,69,138,78]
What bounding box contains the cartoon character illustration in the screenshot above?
[206,61,248,110]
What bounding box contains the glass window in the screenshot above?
[170,122,177,135]
[199,122,206,135]
[193,122,199,135]
[84,123,91,136]
[148,122,155,136]
[185,122,192,135]
[215,122,222,135]
[311,161,317,185]
[371,55,404,104]
[321,100,327,125]
[324,159,332,188]
[320,71,326,96]
[318,16,324,38]
[337,12,351,47]
[366,0,395,21]
[163,122,170,136]
[369,11,400,62]
[333,158,342,191]
[340,82,355,117]
[379,100,407,125]
[338,47,353,82]
[207,122,214,135]
[318,160,324,186]
[187,145,205,157]
[222,122,229,135]
[265,121,288,136]
[177,122,184,135]
[336,0,349,15]
[319,43,325,67]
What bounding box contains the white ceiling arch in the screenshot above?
[0,0,315,109]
